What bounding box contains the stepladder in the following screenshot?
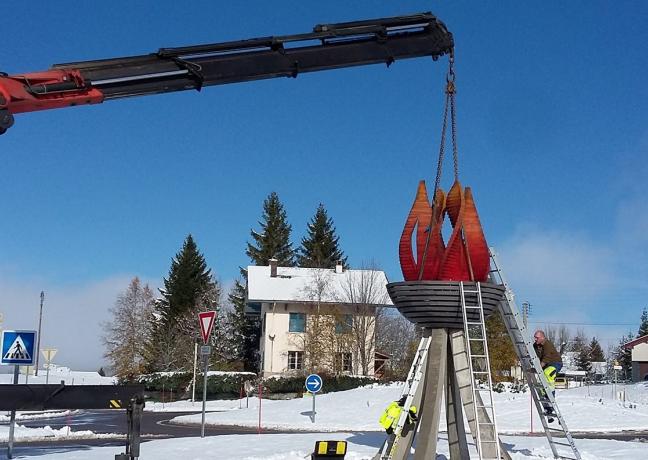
[460,281,501,460]
[375,336,431,460]
[489,247,581,460]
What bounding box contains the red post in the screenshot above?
[530,391,533,434]
[258,383,263,434]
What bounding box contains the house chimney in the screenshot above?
[269,258,278,277]
[335,261,344,274]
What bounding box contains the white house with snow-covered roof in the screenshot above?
[246,260,393,377]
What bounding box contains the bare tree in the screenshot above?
[376,309,418,379]
[544,324,572,355]
[296,268,335,373]
[337,263,389,376]
[102,277,154,380]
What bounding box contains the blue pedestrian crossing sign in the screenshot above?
[305,374,323,394]
[1,330,37,365]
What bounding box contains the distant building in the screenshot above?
[623,335,648,382]
[246,260,393,378]
[560,352,587,387]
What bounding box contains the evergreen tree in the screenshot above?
[614,332,634,380]
[246,192,295,266]
[157,234,213,323]
[575,346,592,374]
[588,337,605,362]
[297,203,348,268]
[146,235,217,371]
[226,276,261,372]
[571,331,591,374]
[638,307,648,337]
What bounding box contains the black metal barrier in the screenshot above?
[0,383,145,460]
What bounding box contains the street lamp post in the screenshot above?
[35,291,44,376]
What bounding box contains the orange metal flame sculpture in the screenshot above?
[399,179,489,282]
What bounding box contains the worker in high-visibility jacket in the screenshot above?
[533,330,563,421]
[379,396,418,434]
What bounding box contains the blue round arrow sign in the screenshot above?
[305,374,323,394]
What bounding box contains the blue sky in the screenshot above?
[1,1,647,369]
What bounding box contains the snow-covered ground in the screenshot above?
[170,382,648,434]
[144,399,241,412]
[7,432,648,459]
[3,382,648,458]
[0,366,115,385]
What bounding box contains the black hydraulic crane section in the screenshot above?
[0,12,453,134]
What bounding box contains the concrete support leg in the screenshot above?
[412,328,447,460]
[446,341,469,460]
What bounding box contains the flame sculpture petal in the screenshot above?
[399,181,432,281]
[462,187,490,282]
[422,188,446,280]
[399,180,490,283]
[439,181,471,281]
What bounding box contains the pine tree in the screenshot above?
[146,235,217,371]
[588,337,605,362]
[614,332,634,380]
[246,192,296,266]
[571,331,591,374]
[638,307,648,337]
[297,203,347,268]
[226,276,261,372]
[102,277,155,381]
[575,346,592,374]
[157,234,213,323]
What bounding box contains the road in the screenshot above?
[1,409,287,458]
[2,409,647,457]
[11,409,278,440]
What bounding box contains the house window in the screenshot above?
[288,351,304,370]
[289,313,306,332]
[335,352,353,373]
[335,314,353,334]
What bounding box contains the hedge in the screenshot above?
[262,373,376,394]
[135,371,376,399]
[136,372,256,399]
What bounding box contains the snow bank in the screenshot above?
[0,424,120,442]
[0,410,79,422]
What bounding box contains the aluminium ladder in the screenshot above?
[460,282,502,460]
[489,247,581,460]
[377,335,431,460]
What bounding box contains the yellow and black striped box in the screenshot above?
[311,440,347,459]
[109,399,123,409]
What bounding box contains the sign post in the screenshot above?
[2,330,37,459]
[613,361,622,401]
[41,348,58,384]
[198,311,217,438]
[305,374,323,423]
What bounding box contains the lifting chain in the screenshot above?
[433,50,459,197]
[418,50,459,280]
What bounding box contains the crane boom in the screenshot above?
[0,12,453,134]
